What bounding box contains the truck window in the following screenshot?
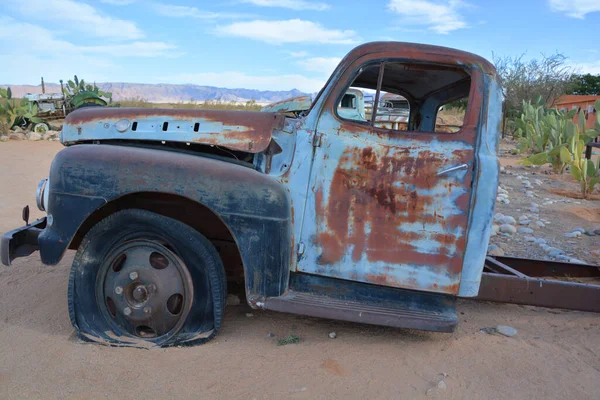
[337,88,367,122]
[336,61,471,133]
[435,97,468,133]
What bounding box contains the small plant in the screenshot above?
[568,125,600,198]
[277,334,301,346]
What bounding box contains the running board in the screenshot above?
[261,273,457,332]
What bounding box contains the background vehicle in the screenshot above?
[17,77,109,132]
[1,42,502,347]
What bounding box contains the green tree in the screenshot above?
[569,74,600,95]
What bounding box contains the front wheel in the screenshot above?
[68,209,226,347]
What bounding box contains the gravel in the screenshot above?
[499,224,517,234]
[496,325,518,337]
[500,216,517,225]
[518,227,534,234]
[487,245,505,256]
[544,246,562,254]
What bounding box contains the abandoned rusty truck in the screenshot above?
[1,42,501,346]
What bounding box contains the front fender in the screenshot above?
[40,144,292,299]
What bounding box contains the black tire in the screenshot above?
[68,209,226,347]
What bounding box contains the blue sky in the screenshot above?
[1,0,599,92]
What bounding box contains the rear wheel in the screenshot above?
[68,209,226,347]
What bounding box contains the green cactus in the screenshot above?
[0,87,41,131]
[569,123,600,198]
[568,100,600,198]
[521,99,600,175]
[62,75,112,107]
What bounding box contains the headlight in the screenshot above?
[36,178,48,212]
[115,119,131,132]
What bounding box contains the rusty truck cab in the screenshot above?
[259,42,502,328]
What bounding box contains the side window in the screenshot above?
[337,61,471,133]
[435,97,468,133]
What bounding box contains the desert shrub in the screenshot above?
[522,99,600,197]
[118,98,262,111]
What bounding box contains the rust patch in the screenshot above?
[66,107,285,126]
[315,143,473,293]
[64,108,285,153]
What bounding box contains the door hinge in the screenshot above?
[297,242,305,256]
[312,133,323,148]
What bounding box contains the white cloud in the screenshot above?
[549,0,600,18]
[285,51,310,58]
[161,72,325,92]
[0,53,118,85]
[5,0,143,40]
[215,19,359,44]
[298,57,341,74]
[0,17,178,84]
[100,0,137,4]
[82,42,179,57]
[572,60,600,75]
[0,18,176,58]
[151,4,252,19]
[240,0,330,10]
[387,0,468,34]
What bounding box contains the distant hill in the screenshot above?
[1,82,308,104]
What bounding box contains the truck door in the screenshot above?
[297,58,485,295]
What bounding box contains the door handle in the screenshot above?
[436,163,469,176]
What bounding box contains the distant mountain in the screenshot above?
[1,82,308,104]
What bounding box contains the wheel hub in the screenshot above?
[132,285,148,302]
[97,240,194,339]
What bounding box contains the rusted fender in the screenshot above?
[62,107,286,153]
[39,144,292,299]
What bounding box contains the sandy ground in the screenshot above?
[0,141,599,400]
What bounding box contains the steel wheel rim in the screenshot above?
[96,239,194,340]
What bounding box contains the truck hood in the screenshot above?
[261,96,312,113]
[61,107,286,153]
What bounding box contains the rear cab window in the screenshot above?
[336,61,471,134]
